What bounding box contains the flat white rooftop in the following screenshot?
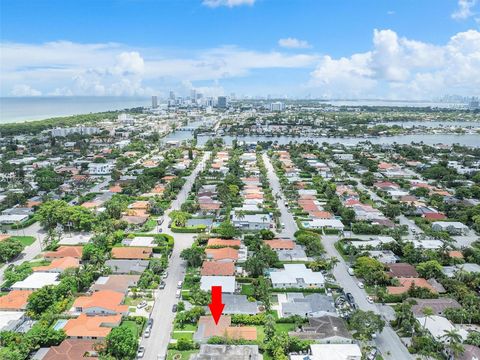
[0,311,24,331]
[11,272,60,290]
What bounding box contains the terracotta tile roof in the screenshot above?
[129,201,149,209]
[378,162,395,170]
[43,339,100,360]
[448,250,464,259]
[387,278,436,295]
[63,313,122,338]
[201,261,235,276]
[44,246,83,259]
[388,263,418,278]
[244,193,263,200]
[424,213,447,220]
[0,290,33,310]
[225,326,257,341]
[73,290,128,314]
[33,257,80,272]
[108,185,122,193]
[161,175,177,182]
[199,203,221,210]
[0,234,11,242]
[111,247,152,260]
[205,248,238,261]
[151,184,166,193]
[26,200,42,208]
[264,239,295,250]
[81,201,101,209]
[120,215,148,225]
[207,238,241,247]
[197,316,231,339]
[310,211,333,219]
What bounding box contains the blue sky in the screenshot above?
[1,0,479,98]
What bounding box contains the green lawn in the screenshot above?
[174,323,197,331]
[10,236,35,247]
[122,320,143,337]
[167,350,197,360]
[274,323,296,332]
[124,297,143,306]
[255,326,265,343]
[241,284,254,296]
[171,331,194,340]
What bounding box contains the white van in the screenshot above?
[177,281,183,289]
[175,289,181,298]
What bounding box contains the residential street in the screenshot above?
[263,154,412,360]
[141,152,209,360]
[262,153,297,239]
[0,222,45,284]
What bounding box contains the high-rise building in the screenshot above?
[270,101,285,112]
[169,91,175,100]
[190,89,197,103]
[151,96,158,108]
[217,96,227,109]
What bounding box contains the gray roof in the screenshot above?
[222,294,259,315]
[281,293,336,317]
[410,298,461,317]
[289,315,352,341]
[276,245,308,262]
[105,260,149,274]
[190,345,262,360]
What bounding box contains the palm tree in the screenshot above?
[421,307,434,333]
[442,329,465,358]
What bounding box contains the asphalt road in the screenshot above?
[263,154,412,360]
[141,152,209,360]
[0,222,45,284]
[322,235,413,360]
[262,153,297,239]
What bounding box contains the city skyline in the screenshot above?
[1,0,480,99]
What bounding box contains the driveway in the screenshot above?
[140,152,210,360]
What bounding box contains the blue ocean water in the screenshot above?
[0,96,150,123]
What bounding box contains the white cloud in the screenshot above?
[308,29,480,98]
[452,0,477,20]
[278,37,312,49]
[10,84,42,96]
[202,0,255,8]
[0,41,317,96]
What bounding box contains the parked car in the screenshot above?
[159,282,166,289]
[357,282,364,289]
[137,300,148,309]
[366,296,374,304]
[137,346,145,358]
[144,327,151,338]
[177,281,183,289]
[172,304,177,312]
[162,272,168,279]
[175,290,181,298]
[347,267,355,276]
[147,318,154,327]
[281,222,285,229]
[346,293,355,304]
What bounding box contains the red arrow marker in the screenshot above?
[209,286,225,325]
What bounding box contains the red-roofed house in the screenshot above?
[72,290,128,316]
[44,246,83,260]
[205,248,239,262]
[63,313,122,339]
[201,261,235,276]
